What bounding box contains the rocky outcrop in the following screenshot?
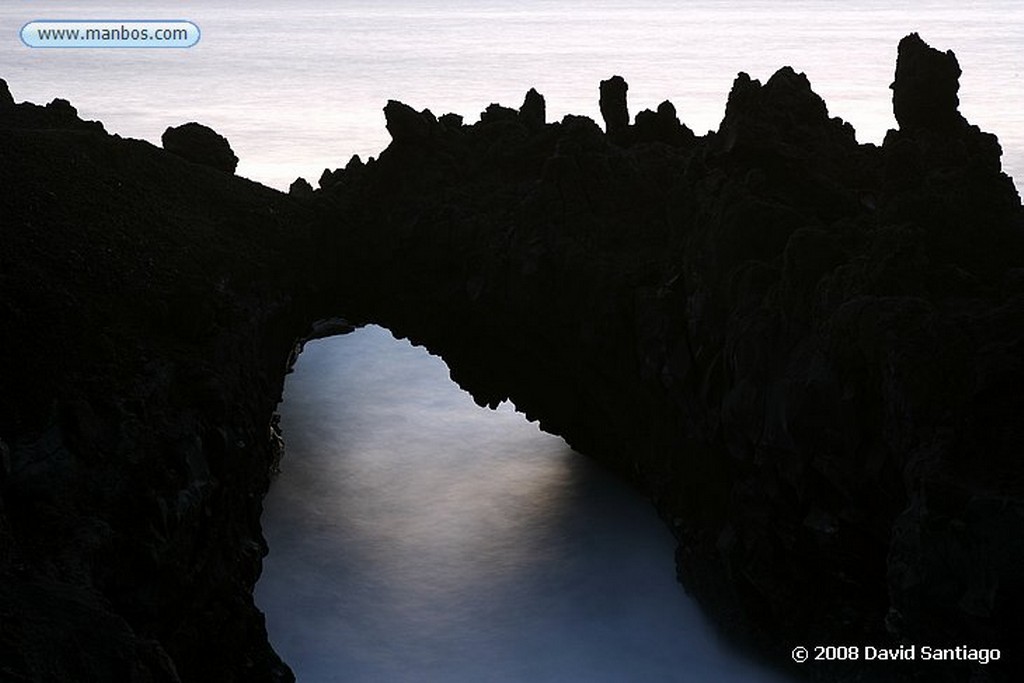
[519,87,546,128]
[0,78,14,108]
[599,74,629,138]
[161,122,239,173]
[383,100,435,143]
[288,176,314,198]
[306,35,1023,683]
[633,100,696,147]
[891,32,965,133]
[1,95,317,681]
[2,33,1022,683]
[0,81,104,132]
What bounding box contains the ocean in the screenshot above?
[254,327,793,682]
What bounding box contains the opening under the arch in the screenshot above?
[254,324,792,682]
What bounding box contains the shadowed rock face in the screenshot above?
[1,34,1023,683]
[310,35,1023,683]
[162,122,239,173]
[634,99,696,147]
[599,74,629,137]
[0,78,14,108]
[519,87,546,128]
[2,83,309,682]
[383,99,438,143]
[892,32,965,133]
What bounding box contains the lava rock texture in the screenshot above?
[2,33,1023,683]
[161,122,239,174]
[1,80,311,682]
[311,34,1023,682]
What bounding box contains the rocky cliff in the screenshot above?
[0,82,314,681]
[2,33,1023,682]
[307,33,1024,681]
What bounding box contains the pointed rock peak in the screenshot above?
[599,75,629,135]
[765,66,814,98]
[764,66,829,121]
[383,100,433,143]
[721,72,760,117]
[634,99,696,147]
[719,66,832,125]
[289,177,314,198]
[520,88,546,127]
[891,33,965,132]
[0,78,14,108]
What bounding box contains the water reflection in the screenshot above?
[255,325,790,682]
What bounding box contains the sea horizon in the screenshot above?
[2,0,1021,192]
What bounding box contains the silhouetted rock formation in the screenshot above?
[383,100,435,143]
[438,112,463,129]
[308,34,1022,683]
[289,176,314,197]
[2,33,1023,683]
[0,81,104,132]
[599,74,629,137]
[161,121,239,173]
[480,102,519,124]
[519,87,546,128]
[634,100,696,146]
[892,32,965,133]
[3,96,305,682]
[0,77,14,108]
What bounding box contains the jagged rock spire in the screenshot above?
[520,88,546,127]
[0,78,14,108]
[891,32,966,132]
[599,75,629,136]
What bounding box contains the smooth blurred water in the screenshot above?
[1,1,1021,191]
[254,326,793,682]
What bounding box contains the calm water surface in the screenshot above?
[0,1,1020,190]
[254,326,793,682]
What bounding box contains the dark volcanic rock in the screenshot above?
[599,75,629,138]
[319,154,366,191]
[714,67,856,158]
[438,112,464,130]
[383,100,435,143]
[480,102,519,124]
[519,88,546,128]
[45,97,77,118]
[161,121,239,173]
[305,35,1023,683]
[634,100,696,147]
[2,32,1023,683]
[0,78,14,108]
[881,34,1020,279]
[891,32,966,133]
[289,176,314,197]
[3,97,309,682]
[0,88,105,133]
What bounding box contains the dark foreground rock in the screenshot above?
[1,86,315,681]
[1,34,1022,683]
